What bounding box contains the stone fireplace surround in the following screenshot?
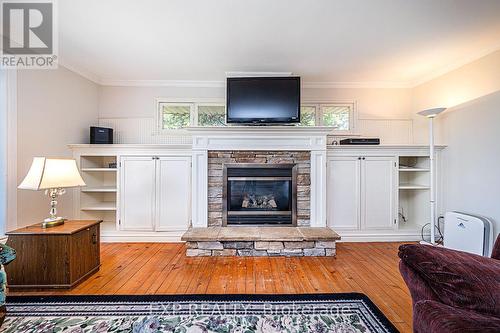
[208,151,310,227]
[184,127,339,256]
[189,127,331,228]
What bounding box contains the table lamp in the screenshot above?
[18,157,86,228]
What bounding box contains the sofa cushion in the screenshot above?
[414,300,500,333]
[399,244,500,316]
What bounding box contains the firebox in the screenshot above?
[223,163,297,226]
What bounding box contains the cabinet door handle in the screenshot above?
[92,233,97,244]
[362,157,366,160]
[358,157,361,160]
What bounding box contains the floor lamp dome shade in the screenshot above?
[418,107,446,118]
[18,158,86,228]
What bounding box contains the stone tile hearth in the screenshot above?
[181,227,340,257]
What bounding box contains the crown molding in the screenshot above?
[59,45,500,89]
[99,79,225,88]
[302,81,412,89]
[58,61,101,84]
[97,79,412,89]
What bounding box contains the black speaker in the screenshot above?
[90,126,113,144]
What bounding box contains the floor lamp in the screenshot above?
[418,107,446,245]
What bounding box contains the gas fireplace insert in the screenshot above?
[222,163,297,226]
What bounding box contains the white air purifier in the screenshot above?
[444,211,494,257]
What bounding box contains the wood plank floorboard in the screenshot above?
[8,242,413,332]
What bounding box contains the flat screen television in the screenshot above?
[226,76,300,124]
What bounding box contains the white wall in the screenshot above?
[98,85,415,144]
[440,91,500,238]
[412,50,500,144]
[411,50,500,239]
[16,66,99,229]
[11,48,500,240]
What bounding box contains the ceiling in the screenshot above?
[59,0,500,86]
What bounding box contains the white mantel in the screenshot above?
[188,127,331,228]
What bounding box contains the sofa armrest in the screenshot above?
[399,261,440,305]
[414,300,500,333]
[398,244,500,316]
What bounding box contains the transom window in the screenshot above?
[197,105,226,127]
[158,100,354,131]
[298,103,353,130]
[158,102,226,130]
[161,103,191,130]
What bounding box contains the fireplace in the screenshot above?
[223,164,297,226]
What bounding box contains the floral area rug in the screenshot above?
[2,293,398,333]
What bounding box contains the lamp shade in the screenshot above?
[418,107,446,118]
[18,157,86,190]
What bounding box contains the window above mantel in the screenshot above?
[156,98,356,134]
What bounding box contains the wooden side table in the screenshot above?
[5,220,102,289]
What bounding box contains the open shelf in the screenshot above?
[81,186,117,193]
[79,155,118,226]
[81,168,117,172]
[398,166,430,172]
[399,184,430,190]
[81,203,117,211]
[80,156,117,169]
[398,155,431,231]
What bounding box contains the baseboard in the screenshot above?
[100,230,186,242]
[336,232,428,242]
[100,230,427,243]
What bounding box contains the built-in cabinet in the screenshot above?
[327,145,444,241]
[120,156,156,231]
[70,143,444,242]
[327,155,396,232]
[155,157,191,231]
[71,145,192,242]
[120,156,191,232]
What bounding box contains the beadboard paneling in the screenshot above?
[99,117,413,145]
[357,119,413,144]
[98,117,191,144]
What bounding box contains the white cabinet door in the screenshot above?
[327,156,361,230]
[156,156,191,231]
[361,156,396,230]
[120,156,156,231]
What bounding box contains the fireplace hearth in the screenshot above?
[223,164,297,226]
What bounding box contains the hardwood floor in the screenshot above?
[8,242,413,332]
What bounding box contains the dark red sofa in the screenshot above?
[399,236,500,333]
